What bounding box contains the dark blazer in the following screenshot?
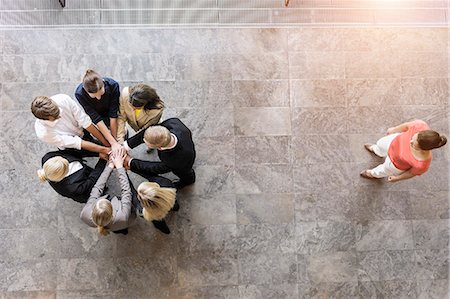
[127,118,196,176]
[42,150,107,203]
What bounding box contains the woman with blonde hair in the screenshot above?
[38,150,106,203]
[80,148,136,235]
[135,175,179,234]
[117,83,165,144]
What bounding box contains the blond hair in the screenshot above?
[137,182,176,221]
[82,69,104,93]
[92,198,113,236]
[37,156,69,182]
[144,126,171,148]
[31,96,60,120]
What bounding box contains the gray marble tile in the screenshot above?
[296,221,356,255]
[288,28,345,52]
[238,251,297,285]
[238,283,299,299]
[0,291,56,299]
[415,249,449,280]
[292,135,354,164]
[297,281,359,299]
[238,223,296,255]
[193,136,235,166]
[416,279,449,299]
[218,28,288,54]
[357,250,416,281]
[177,224,238,256]
[2,259,57,292]
[408,190,449,219]
[413,220,449,249]
[236,194,294,224]
[56,258,110,291]
[399,78,448,106]
[0,55,62,83]
[171,107,234,138]
[291,79,346,108]
[185,165,235,195]
[0,111,38,141]
[347,106,407,134]
[3,30,68,55]
[174,54,232,80]
[304,251,358,283]
[401,105,449,134]
[379,28,448,52]
[153,80,233,109]
[235,136,291,164]
[175,194,236,226]
[235,107,291,136]
[289,51,346,79]
[235,164,292,194]
[291,107,348,135]
[0,139,54,171]
[340,28,385,52]
[231,53,289,80]
[232,80,289,108]
[399,161,449,192]
[177,252,238,287]
[355,220,414,251]
[293,163,354,193]
[178,286,239,299]
[358,280,417,299]
[345,51,402,78]
[54,290,116,299]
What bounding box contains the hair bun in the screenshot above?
[37,169,47,182]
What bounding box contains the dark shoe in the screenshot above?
[113,228,128,235]
[152,220,170,234]
[171,200,180,212]
[360,170,379,179]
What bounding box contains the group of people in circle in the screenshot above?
[32,69,196,235]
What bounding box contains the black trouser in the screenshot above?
[173,168,196,185]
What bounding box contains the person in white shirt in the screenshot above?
[31,94,110,157]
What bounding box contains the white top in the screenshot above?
[34,94,92,150]
[66,161,83,177]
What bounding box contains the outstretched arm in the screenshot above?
[386,122,412,135]
[388,171,415,182]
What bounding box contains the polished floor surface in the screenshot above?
[0,28,449,298]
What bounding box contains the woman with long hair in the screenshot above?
[80,148,135,235]
[361,119,447,182]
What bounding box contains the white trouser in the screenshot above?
[369,133,404,178]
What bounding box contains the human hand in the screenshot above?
[111,147,127,169]
[386,127,396,135]
[124,155,131,170]
[99,151,109,161]
[111,142,123,153]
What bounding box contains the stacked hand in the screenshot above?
[108,147,127,169]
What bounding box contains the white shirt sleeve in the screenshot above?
[64,95,92,129]
[35,121,82,150]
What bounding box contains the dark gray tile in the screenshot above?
[234,107,291,136]
[298,281,359,299]
[291,107,348,135]
[415,249,449,280]
[291,79,346,108]
[355,220,414,251]
[236,194,294,224]
[185,165,235,195]
[304,251,358,282]
[178,285,239,299]
[238,223,296,255]
[293,163,354,193]
[413,220,449,249]
[358,280,417,299]
[296,221,356,255]
[238,251,297,285]
[2,259,57,292]
[235,136,291,164]
[358,250,416,281]
[292,135,354,164]
[0,291,56,299]
[194,136,235,166]
[416,279,449,299]
[178,252,238,287]
[239,283,299,299]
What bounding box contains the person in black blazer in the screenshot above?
[123,118,196,189]
[37,150,106,203]
[132,171,179,234]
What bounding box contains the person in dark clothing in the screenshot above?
[37,150,107,203]
[75,69,122,152]
[131,171,179,234]
[123,118,196,189]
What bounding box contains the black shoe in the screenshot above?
[113,228,128,235]
[171,200,180,212]
[152,220,170,234]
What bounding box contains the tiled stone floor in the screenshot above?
[0,27,449,298]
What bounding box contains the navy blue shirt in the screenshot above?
[75,77,120,124]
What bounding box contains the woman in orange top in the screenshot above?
[360,120,447,182]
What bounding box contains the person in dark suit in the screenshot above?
[123,118,196,189]
[37,150,106,203]
[132,171,179,234]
